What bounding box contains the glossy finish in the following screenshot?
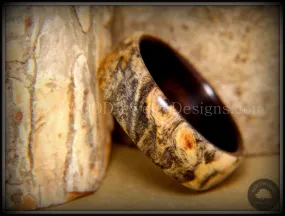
[98,33,243,191]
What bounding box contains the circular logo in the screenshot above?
[248,179,280,211]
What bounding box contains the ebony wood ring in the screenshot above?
[98,33,244,191]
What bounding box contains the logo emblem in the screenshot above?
[248,179,280,211]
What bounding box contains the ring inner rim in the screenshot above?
[139,35,242,153]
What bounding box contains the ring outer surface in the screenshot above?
[98,32,244,191]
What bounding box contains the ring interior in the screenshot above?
[139,36,241,153]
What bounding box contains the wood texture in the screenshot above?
[5,6,114,210]
[98,33,244,191]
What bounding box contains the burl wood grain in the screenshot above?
[98,33,244,191]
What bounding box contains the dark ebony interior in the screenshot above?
[139,36,241,153]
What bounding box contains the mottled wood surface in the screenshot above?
[98,33,243,191]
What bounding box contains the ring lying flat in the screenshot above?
[98,33,244,191]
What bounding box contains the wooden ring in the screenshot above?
[98,33,244,191]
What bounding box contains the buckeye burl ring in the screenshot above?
[98,33,244,191]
